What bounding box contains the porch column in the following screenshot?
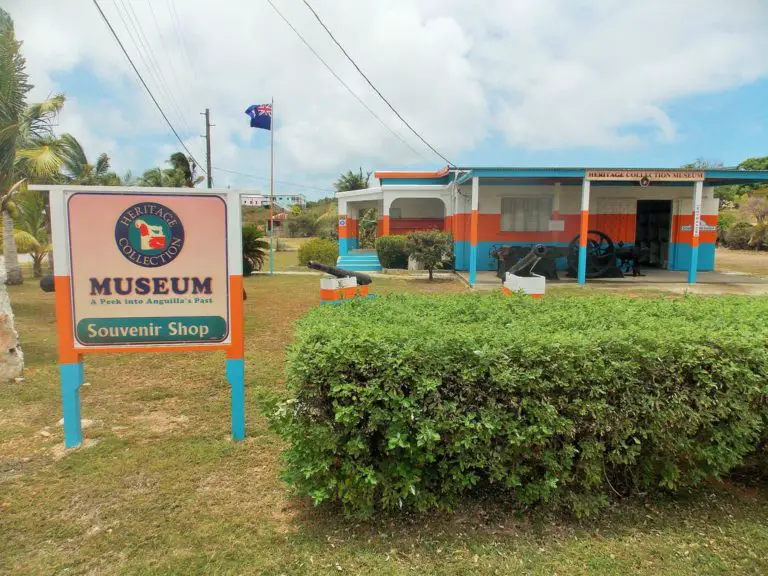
[382,197,390,236]
[338,199,349,256]
[688,180,704,284]
[577,178,591,284]
[469,176,479,286]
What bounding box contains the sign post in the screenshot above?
[46,186,246,448]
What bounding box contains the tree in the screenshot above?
[741,196,768,225]
[9,187,49,277]
[138,153,204,188]
[169,152,204,187]
[681,158,724,170]
[59,133,114,184]
[406,230,453,281]
[0,8,66,284]
[334,167,371,192]
[242,226,269,275]
[715,156,768,203]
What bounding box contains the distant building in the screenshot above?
[241,193,306,209]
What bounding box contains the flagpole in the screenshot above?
[269,97,274,275]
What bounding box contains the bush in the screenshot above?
[748,223,768,251]
[272,294,768,518]
[724,220,755,249]
[298,237,338,267]
[242,226,268,275]
[376,236,409,269]
[717,211,737,245]
[406,230,453,280]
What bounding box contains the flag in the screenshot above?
[245,103,272,130]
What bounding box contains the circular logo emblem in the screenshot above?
[114,202,185,267]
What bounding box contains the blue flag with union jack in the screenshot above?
[245,103,272,130]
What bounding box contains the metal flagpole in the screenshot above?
[269,97,274,275]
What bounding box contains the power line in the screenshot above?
[301,0,453,166]
[213,166,334,193]
[147,0,207,161]
[168,0,198,83]
[119,0,197,141]
[92,0,206,174]
[265,0,429,164]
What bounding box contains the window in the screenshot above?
[501,196,552,232]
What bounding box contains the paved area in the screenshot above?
[456,269,768,295]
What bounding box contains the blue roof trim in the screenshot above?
[380,177,450,186]
[704,169,768,182]
[468,168,586,178]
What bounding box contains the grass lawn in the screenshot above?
[264,237,315,271]
[1,274,767,575]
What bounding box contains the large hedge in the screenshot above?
[272,294,768,517]
[375,236,409,269]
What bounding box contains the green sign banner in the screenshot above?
[76,316,227,345]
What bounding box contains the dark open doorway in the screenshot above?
[635,200,672,269]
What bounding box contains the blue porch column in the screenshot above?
[688,180,704,284]
[577,178,591,285]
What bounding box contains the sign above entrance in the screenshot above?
[586,170,705,182]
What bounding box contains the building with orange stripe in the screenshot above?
[336,167,768,285]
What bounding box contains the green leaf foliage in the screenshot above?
[297,237,338,267]
[405,230,453,280]
[375,235,408,269]
[271,293,768,518]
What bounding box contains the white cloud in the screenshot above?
[5,0,768,193]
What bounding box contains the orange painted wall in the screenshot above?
[671,214,717,244]
[451,213,637,244]
[389,218,445,235]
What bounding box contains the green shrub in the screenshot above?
[272,294,768,518]
[298,237,338,267]
[242,226,268,274]
[724,220,755,249]
[376,236,409,269]
[717,211,737,245]
[748,223,768,251]
[406,230,453,280]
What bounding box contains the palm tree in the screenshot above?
[169,152,204,187]
[138,153,203,188]
[334,168,371,192]
[9,187,49,277]
[242,226,269,274]
[0,8,66,284]
[60,133,113,184]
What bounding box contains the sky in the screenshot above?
[6,0,768,199]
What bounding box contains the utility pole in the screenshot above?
[201,108,213,188]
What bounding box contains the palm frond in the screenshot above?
[21,94,66,140]
[95,152,110,175]
[0,8,30,185]
[16,138,66,179]
[12,228,40,252]
[59,133,88,178]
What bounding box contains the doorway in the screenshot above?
[634,200,672,269]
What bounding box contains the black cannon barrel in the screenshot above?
[307,260,373,285]
[507,244,547,275]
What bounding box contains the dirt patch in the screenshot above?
[716,248,768,278]
[50,438,101,460]
[128,412,190,435]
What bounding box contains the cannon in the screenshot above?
[492,229,626,281]
[491,244,567,281]
[307,260,373,285]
